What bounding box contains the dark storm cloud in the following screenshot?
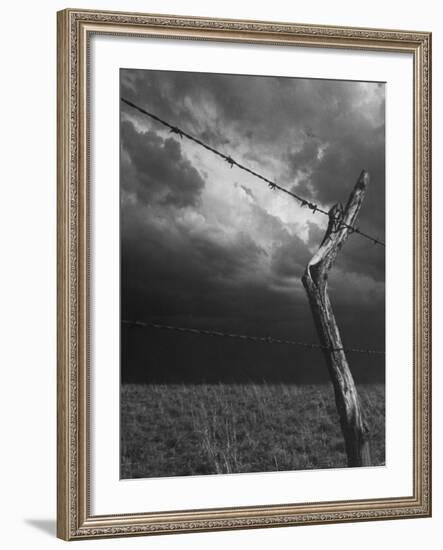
[120,70,385,383]
[287,122,385,227]
[270,235,311,279]
[122,70,382,154]
[122,201,288,329]
[121,70,331,160]
[121,119,205,208]
[121,70,385,253]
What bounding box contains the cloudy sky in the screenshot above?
[120,69,385,384]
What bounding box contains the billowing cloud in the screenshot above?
[121,120,205,208]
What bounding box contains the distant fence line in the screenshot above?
[122,320,385,356]
[121,97,385,248]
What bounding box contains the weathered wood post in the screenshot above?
[302,169,371,467]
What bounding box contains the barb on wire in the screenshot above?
[121,320,385,356]
[121,97,385,247]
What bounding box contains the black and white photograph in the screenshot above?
[119,68,386,479]
[1,0,437,545]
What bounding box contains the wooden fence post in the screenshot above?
[302,169,371,467]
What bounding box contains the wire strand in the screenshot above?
[122,320,385,355]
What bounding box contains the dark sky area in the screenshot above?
[120,69,385,384]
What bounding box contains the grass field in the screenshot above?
[120,382,385,479]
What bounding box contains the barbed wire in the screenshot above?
[121,97,385,248]
[122,320,385,355]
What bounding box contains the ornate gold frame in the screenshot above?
[57,8,431,540]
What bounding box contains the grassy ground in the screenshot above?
[120,382,385,479]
